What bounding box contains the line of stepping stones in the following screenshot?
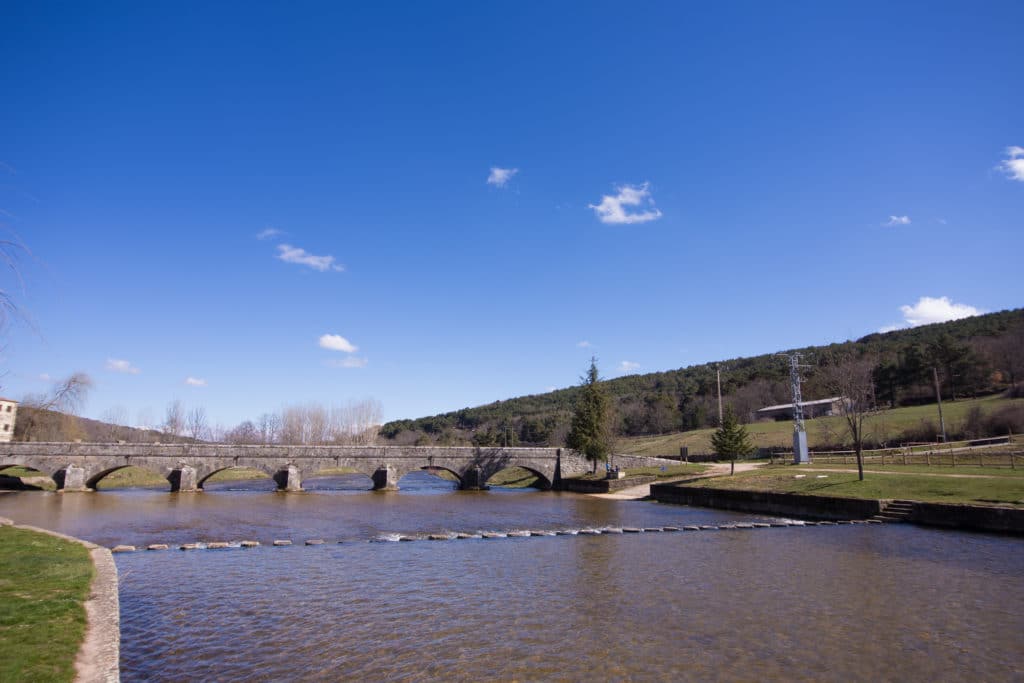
[109,518,885,553]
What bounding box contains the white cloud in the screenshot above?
[106,358,140,374]
[900,296,983,326]
[326,357,368,369]
[589,183,663,225]
[39,373,51,382]
[617,361,641,373]
[185,377,207,387]
[881,296,984,332]
[319,334,358,353]
[276,244,344,272]
[545,386,557,392]
[576,340,592,348]
[884,215,911,226]
[1001,146,1024,181]
[487,167,518,187]
[256,228,284,240]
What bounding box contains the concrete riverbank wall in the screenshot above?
[650,485,883,520]
[650,484,1024,534]
[0,516,120,682]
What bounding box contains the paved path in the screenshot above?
[588,462,764,501]
[798,466,1020,480]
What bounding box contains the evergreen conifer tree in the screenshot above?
[567,357,613,473]
[710,407,755,475]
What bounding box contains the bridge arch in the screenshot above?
[400,466,463,489]
[197,465,276,489]
[485,465,552,490]
[85,465,168,490]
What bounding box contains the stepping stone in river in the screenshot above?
[481,532,506,539]
[622,528,642,533]
[272,540,292,546]
[455,533,475,539]
[398,536,416,542]
[683,526,701,531]
[305,539,325,545]
[530,530,556,537]
[699,525,719,531]
[769,523,790,528]
[146,544,168,551]
[428,534,450,541]
[752,523,771,528]
[240,541,260,548]
[719,524,737,530]
[578,529,601,535]
[604,528,624,534]
[112,545,136,553]
[663,526,680,532]
[507,530,531,538]
[555,530,577,535]
[180,543,200,550]
[818,521,836,526]
[642,527,663,533]
[207,542,230,549]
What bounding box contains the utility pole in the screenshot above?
[779,352,811,464]
[716,365,724,427]
[932,367,947,443]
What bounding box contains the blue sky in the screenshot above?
[1,1,1021,428]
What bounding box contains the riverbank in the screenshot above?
[0,518,119,682]
[652,466,1024,533]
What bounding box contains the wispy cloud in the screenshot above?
[589,183,663,225]
[884,215,911,227]
[276,244,344,272]
[487,167,518,187]
[1001,146,1024,181]
[319,334,358,353]
[106,358,140,375]
[617,360,641,373]
[185,377,207,387]
[326,357,368,369]
[879,295,984,332]
[256,228,285,240]
[576,340,592,348]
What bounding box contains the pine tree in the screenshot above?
[710,407,755,475]
[567,357,613,473]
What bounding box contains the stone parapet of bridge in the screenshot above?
[0,443,591,492]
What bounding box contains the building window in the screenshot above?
[3,424,8,431]
[4,405,9,412]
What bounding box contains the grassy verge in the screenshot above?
[486,466,541,488]
[798,463,1024,477]
[0,526,93,683]
[569,463,711,482]
[618,395,1024,456]
[677,467,1024,506]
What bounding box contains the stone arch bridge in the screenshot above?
[0,442,591,492]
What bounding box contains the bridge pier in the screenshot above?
[55,465,90,492]
[460,466,489,491]
[372,465,398,491]
[273,465,303,492]
[169,466,200,493]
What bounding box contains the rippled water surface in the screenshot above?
[2,473,1022,681]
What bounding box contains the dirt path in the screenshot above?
[588,461,765,501]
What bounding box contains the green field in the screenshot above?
[0,526,93,683]
[677,465,1024,506]
[618,395,1024,457]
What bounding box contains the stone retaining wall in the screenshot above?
[612,454,685,468]
[908,501,1024,534]
[649,485,883,520]
[0,517,120,682]
[562,475,659,494]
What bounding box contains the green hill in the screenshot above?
[380,308,1024,448]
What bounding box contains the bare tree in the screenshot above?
[162,400,185,440]
[186,406,209,441]
[257,412,281,444]
[225,420,259,445]
[100,405,129,442]
[17,372,93,441]
[818,353,878,481]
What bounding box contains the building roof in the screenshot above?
[0,398,18,404]
[756,397,843,413]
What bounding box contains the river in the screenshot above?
[1,472,1021,681]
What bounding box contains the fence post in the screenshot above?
[925,447,930,466]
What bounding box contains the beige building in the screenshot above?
[0,398,18,442]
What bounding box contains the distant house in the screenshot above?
[755,397,847,422]
[0,398,18,442]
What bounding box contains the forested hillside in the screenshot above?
[380,308,1024,447]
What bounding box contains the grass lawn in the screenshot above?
[0,526,93,683]
[618,395,1024,456]
[677,466,1024,505]
[799,463,1024,477]
[486,466,541,488]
